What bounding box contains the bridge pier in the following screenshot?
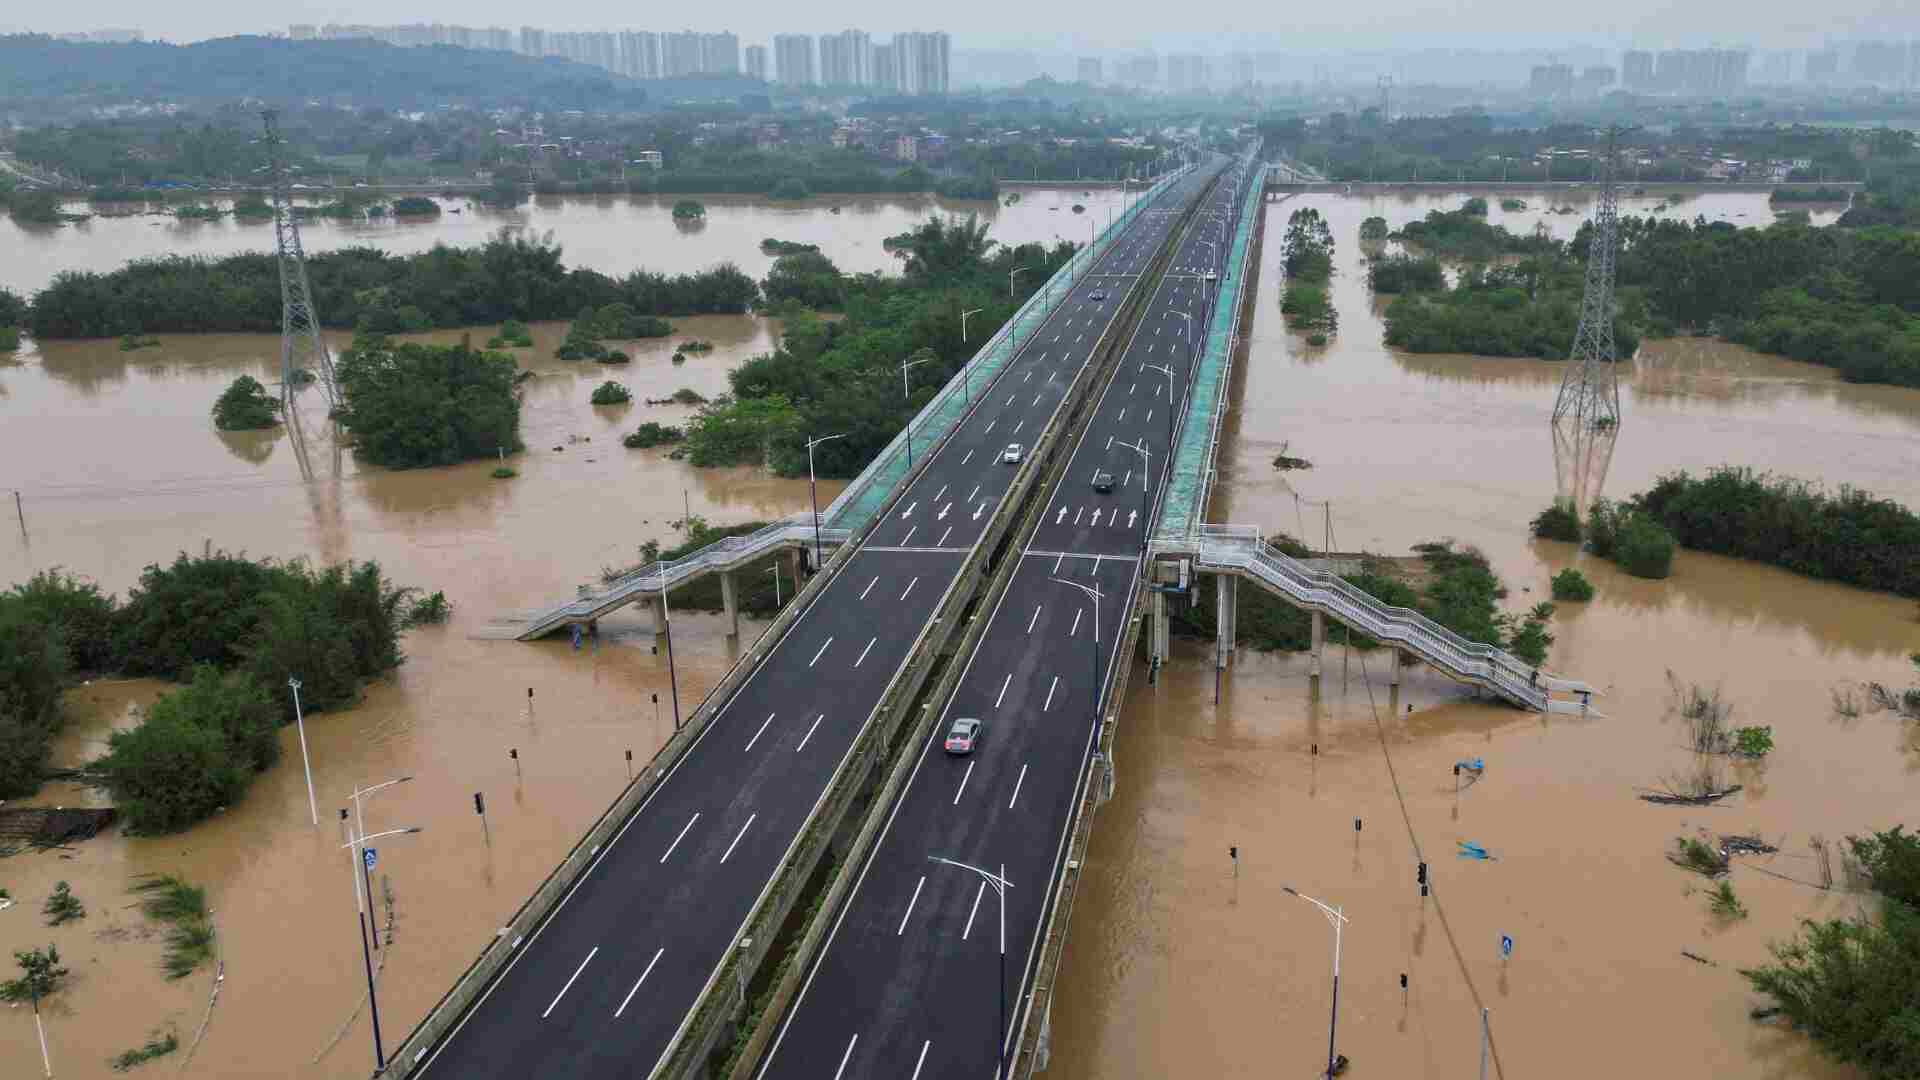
[721,571,740,639]
[788,547,806,591]
[1309,609,1325,678]
[1390,648,1404,687]
[1150,590,1170,665]
[649,593,667,641]
[1214,573,1236,671]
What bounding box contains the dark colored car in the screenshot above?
[1090,289,1107,301]
[1091,470,1115,493]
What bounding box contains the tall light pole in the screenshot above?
[289,677,317,826]
[1117,438,1152,552]
[340,818,423,1073]
[348,775,413,952]
[1048,577,1105,720]
[1142,362,1178,455]
[803,433,846,572]
[1283,885,1350,1080]
[959,308,985,404]
[900,355,934,469]
[1009,265,1030,297]
[961,307,984,342]
[928,856,1014,1079]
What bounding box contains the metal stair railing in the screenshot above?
[516,517,849,640]
[1190,530,1594,711]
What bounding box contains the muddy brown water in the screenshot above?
[1045,191,1920,1080]
[0,189,1914,1078]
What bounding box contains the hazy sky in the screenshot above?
[8,1,1919,52]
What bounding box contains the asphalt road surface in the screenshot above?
[414,162,1225,1078]
[754,156,1251,1080]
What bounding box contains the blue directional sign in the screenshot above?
[363,847,378,871]
[1499,933,1513,959]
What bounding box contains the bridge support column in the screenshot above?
[1309,610,1325,678]
[788,547,805,587]
[1390,648,1404,687]
[1214,574,1236,670]
[1148,589,1171,665]
[720,571,739,639]
[648,593,667,640]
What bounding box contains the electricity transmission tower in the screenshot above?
[1551,127,1624,517]
[260,109,337,408]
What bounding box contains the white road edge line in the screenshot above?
[720,814,756,864]
[797,713,824,752]
[541,946,598,1018]
[744,712,776,752]
[612,948,664,1018]
[660,814,699,863]
[897,876,926,936]
[1009,763,1029,809]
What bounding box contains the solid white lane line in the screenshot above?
[613,948,665,1018]
[860,576,879,600]
[1070,608,1083,637]
[542,947,599,1018]
[899,576,919,602]
[745,712,776,752]
[1044,676,1060,711]
[911,1040,932,1080]
[898,877,926,935]
[996,672,1013,708]
[901,526,918,546]
[953,760,975,804]
[1010,763,1029,808]
[937,526,953,547]
[963,881,986,940]
[834,1034,859,1080]
[1028,604,1042,633]
[660,814,699,863]
[962,449,974,465]
[809,637,834,667]
[720,814,756,864]
[854,636,877,667]
[797,713,824,751]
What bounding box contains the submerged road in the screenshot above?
[414,164,1222,1078]
[755,156,1249,1080]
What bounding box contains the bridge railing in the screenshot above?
[516,518,850,639]
[820,165,1190,535]
[1188,531,1593,709]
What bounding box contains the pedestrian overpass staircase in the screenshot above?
[1172,526,1597,713]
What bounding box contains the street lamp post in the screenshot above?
[900,355,934,469]
[348,775,413,952]
[1117,439,1152,552]
[659,576,680,729]
[1048,577,1105,720]
[340,819,422,1073]
[1009,265,1029,298]
[803,433,847,572]
[1142,362,1178,456]
[960,307,984,343]
[1283,885,1350,1080]
[289,677,317,826]
[928,856,1014,1079]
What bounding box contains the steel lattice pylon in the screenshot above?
[1551,127,1623,518]
[261,109,338,408]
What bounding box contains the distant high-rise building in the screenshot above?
[1166,54,1208,92]
[1528,63,1575,97]
[665,31,704,77]
[1120,54,1158,87]
[290,24,317,40]
[745,45,769,81]
[1077,57,1101,84]
[1854,41,1907,85]
[1622,50,1653,90]
[1578,65,1616,95]
[1806,48,1841,84]
[519,26,545,57]
[872,43,900,92]
[1231,53,1256,87]
[1754,51,1791,85]
[819,30,873,86]
[892,31,949,94]
[774,34,816,85]
[701,31,740,75]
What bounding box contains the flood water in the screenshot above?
[1045,190,1920,1080]
[0,188,1914,1079]
[1,187,1130,296]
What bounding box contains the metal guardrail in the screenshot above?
[1183,529,1595,711]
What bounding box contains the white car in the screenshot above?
[1002,443,1024,464]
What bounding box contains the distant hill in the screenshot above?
[0,34,652,110]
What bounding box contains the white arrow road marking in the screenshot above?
[1056,506,1068,524]
[938,503,951,520]
[1129,510,1139,527]
[1091,508,1103,526]
[973,503,985,521]
[901,501,917,519]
